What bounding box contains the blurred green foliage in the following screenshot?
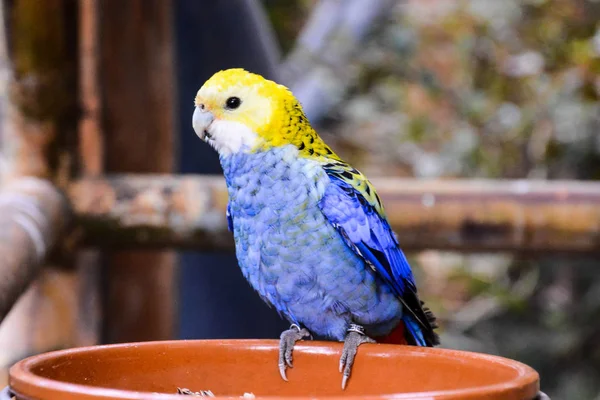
[263,0,315,53]
[266,0,600,398]
[323,0,600,182]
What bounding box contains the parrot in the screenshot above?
[192,68,439,389]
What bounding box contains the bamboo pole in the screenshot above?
[69,175,600,254]
[0,0,77,323]
[0,178,69,321]
[0,0,77,383]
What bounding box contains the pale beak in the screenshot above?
[192,106,215,140]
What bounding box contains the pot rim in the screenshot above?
[9,339,540,400]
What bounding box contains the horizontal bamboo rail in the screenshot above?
[0,178,70,321]
[1,174,598,325]
[69,175,231,251]
[69,175,600,254]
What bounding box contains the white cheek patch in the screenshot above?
[207,120,260,155]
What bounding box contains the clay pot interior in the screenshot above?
[9,339,540,399]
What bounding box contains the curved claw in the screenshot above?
[278,325,310,382]
[279,363,289,381]
[339,328,376,390]
[342,374,349,390]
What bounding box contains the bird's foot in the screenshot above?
[339,324,376,390]
[278,324,310,382]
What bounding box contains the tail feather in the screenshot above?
[402,300,440,347]
[398,296,440,347]
[403,314,427,346]
[378,302,440,346]
[400,290,440,347]
[422,302,439,330]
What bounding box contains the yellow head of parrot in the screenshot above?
[193,68,305,155]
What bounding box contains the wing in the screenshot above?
[226,202,233,232]
[318,161,438,346]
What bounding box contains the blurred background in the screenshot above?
[0,1,599,399]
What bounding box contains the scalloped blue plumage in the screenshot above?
[221,144,437,346]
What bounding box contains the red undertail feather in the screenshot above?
[378,323,408,345]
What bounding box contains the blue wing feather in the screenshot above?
[226,202,234,232]
[319,174,415,295]
[319,170,438,346]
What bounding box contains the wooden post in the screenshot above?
[0,0,82,386]
[74,0,102,347]
[98,0,176,343]
[0,0,78,183]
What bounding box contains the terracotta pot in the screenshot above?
[6,339,544,400]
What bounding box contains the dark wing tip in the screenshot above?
[402,291,440,347]
[422,302,441,346]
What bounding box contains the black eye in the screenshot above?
[225,97,241,109]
